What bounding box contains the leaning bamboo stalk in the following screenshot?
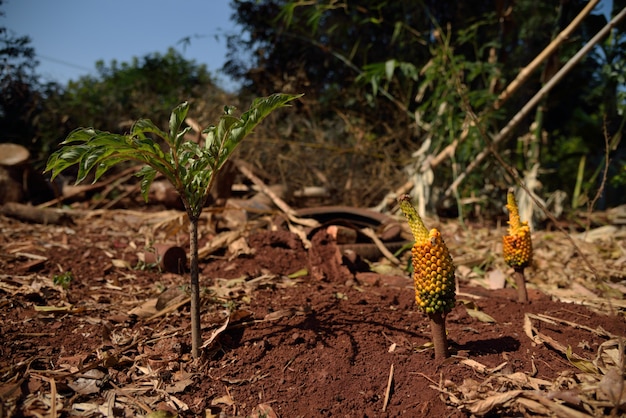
[493,0,600,109]
[419,0,602,181]
[445,6,626,198]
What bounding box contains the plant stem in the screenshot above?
[428,312,449,361]
[189,216,202,359]
[513,268,528,303]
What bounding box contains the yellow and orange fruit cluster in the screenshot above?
[502,190,533,269]
[399,195,456,314]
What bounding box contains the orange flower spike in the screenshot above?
[503,191,533,269]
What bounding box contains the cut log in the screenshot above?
[0,143,30,205]
[0,202,74,225]
[0,143,55,205]
[0,143,30,166]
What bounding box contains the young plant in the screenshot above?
[398,195,456,360]
[45,93,302,359]
[53,271,73,289]
[502,189,533,303]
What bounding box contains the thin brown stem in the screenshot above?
[428,312,449,361]
[189,216,202,359]
[513,268,528,303]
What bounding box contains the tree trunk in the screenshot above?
[189,217,202,359]
[428,312,449,361]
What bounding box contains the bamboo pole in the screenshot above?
[444,6,626,198]
[493,0,601,109]
[424,0,604,176]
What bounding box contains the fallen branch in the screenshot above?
[233,159,319,229]
[39,165,140,208]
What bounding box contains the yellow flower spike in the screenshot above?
[399,194,455,360]
[399,195,456,315]
[503,190,533,269]
[398,195,429,243]
[503,189,533,303]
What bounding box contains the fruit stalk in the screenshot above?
[398,195,456,360]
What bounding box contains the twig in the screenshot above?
[382,363,394,412]
[585,119,611,231]
[49,376,57,417]
[233,159,319,228]
[39,165,141,208]
[360,227,401,265]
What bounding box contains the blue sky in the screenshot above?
[3,0,240,90]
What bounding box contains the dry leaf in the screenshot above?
[211,394,234,407]
[566,346,599,374]
[467,390,523,415]
[485,269,506,289]
[201,316,230,349]
[598,368,626,406]
[465,307,496,323]
[251,403,279,418]
[128,298,159,318]
[67,369,105,395]
[461,300,496,323]
[111,259,131,269]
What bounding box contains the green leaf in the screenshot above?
[131,119,167,142]
[211,93,303,169]
[61,127,98,144]
[79,146,115,183]
[93,156,127,181]
[169,101,189,147]
[385,59,396,81]
[45,95,302,219]
[45,144,90,180]
[136,165,158,202]
[132,136,166,159]
[175,126,192,149]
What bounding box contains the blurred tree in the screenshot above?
[36,48,233,172]
[0,0,49,154]
[45,48,220,133]
[225,0,626,209]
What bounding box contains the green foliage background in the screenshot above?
[2,0,625,213]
